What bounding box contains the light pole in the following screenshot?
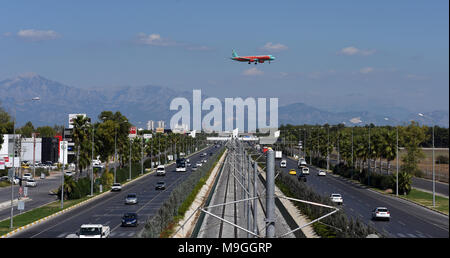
[418,113,435,206]
[10,97,40,229]
[396,125,399,196]
[61,139,66,209]
[90,123,95,196]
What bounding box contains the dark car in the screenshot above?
[155,181,166,190]
[297,171,307,182]
[121,212,138,227]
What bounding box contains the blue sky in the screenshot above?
[1,0,448,113]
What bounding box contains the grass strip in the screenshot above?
[0,197,89,236]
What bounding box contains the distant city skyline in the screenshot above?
[1,1,448,114]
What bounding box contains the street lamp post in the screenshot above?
[10,97,40,229]
[396,126,399,196]
[91,124,94,196]
[418,113,435,206]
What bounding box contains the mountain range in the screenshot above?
[0,73,448,128]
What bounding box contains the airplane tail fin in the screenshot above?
[232,49,239,58]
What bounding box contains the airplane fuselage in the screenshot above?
[231,51,275,64]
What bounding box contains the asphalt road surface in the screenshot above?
[12,145,220,238]
[278,155,449,238]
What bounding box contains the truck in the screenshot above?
[78,224,110,238]
[176,158,186,172]
[275,151,282,159]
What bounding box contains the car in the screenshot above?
[301,167,309,175]
[192,165,198,171]
[111,183,122,191]
[25,179,37,187]
[372,207,390,221]
[280,160,287,168]
[11,177,20,185]
[202,159,207,163]
[330,194,343,205]
[64,171,75,177]
[202,153,207,157]
[22,173,33,181]
[156,165,166,176]
[125,193,138,204]
[318,170,326,176]
[196,162,203,167]
[297,171,307,182]
[155,181,166,190]
[0,176,9,182]
[121,212,138,227]
[289,169,297,175]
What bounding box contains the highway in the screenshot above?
[278,154,449,238]
[12,145,220,238]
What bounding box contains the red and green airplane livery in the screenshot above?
[231,49,275,64]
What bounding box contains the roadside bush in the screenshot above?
[436,155,449,164]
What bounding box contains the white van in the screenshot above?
[156,165,166,176]
[280,160,287,168]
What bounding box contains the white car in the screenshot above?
[65,171,75,177]
[202,159,207,163]
[26,179,37,187]
[372,207,390,221]
[111,183,122,191]
[196,162,203,167]
[156,165,166,176]
[330,193,343,205]
[318,170,326,176]
[301,167,309,175]
[22,173,33,181]
[280,160,287,168]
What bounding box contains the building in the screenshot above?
[147,120,155,131]
[157,120,165,129]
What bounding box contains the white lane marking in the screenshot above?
[397,233,406,238]
[398,220,406,226]
[128,232,134,237]
[407,233,417,238]
[57,232,67,238]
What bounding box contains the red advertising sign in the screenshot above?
[129,126,137,138]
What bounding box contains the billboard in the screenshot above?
[129,126,137,138]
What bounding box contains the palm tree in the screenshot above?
[71,115,91,178]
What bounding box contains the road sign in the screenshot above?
[143,134,152,139]
[18,200,24,211]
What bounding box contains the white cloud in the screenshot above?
[137,33,177,46]
[359,67,374,74]
[339,46,375,56]
[260,42,288,52]
[17,29,60,41]
[405,74,427,80]
[243,67,264,76]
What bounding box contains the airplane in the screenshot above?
[230,49,275,64]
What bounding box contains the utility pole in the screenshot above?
[265,149,275,238]
[253,158,258,237]
[396,126,399,196]
[432,126,435,207]
[91,124,94,196]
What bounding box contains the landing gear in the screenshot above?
[248,61,251,64]
[254,61,257,65]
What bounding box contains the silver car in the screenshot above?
[125,193,138,205]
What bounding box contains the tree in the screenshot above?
[71,115,91,178]
[36,126,57,137]
[400,121,428,177]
